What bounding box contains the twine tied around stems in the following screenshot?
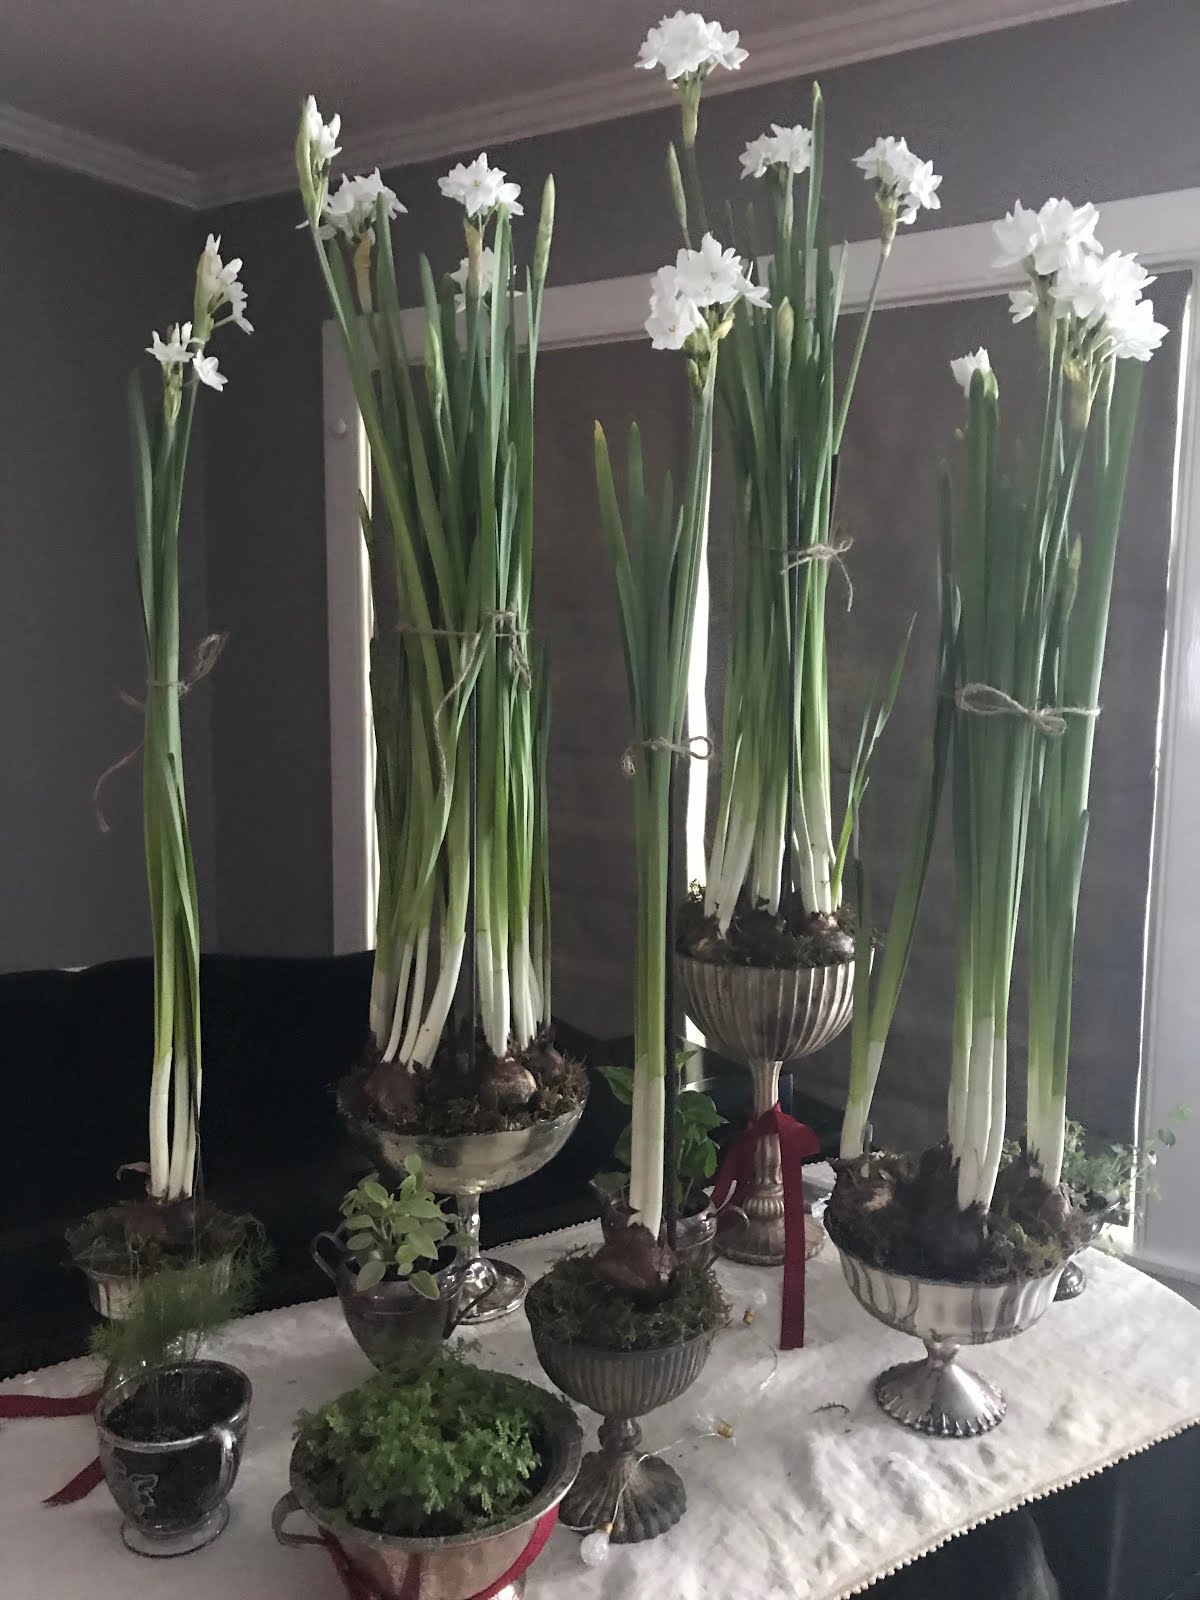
[777,539,855,608]
[91,631,228,834]
[954,682,1101,738]
[620,733,714,779]
[396,610,533,790]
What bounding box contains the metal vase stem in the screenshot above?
[453,1188,527,1325]
[723,1059,787,1266]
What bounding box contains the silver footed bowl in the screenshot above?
[676,955,853,1267]
[273,1375,582,1600]
[342,1100,586,1326]
[528,1322,715,1544]
[832,1232,1065,1438]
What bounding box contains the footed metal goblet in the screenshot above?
[677,955,854,1265]
[528,1324,715,1543]
[343,1104,585,1323]
[833,1239,1065,1437]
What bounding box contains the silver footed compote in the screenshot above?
[831,1227,1065,1437]
[677,955,853,1264]
[342,1105,586,1323]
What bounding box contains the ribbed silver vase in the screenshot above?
[677,956,854,1264]
[833,1237,1065,1437]
[528,1323,715,1544]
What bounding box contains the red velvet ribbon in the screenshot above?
[0,1389,104,1505]
[712,1103,819,1351]
[319,1506,560,1600]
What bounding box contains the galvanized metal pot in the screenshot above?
[677,954,854,1266]
[591,1175,725,1272]
[96,1359,251,1556]
[272,1376,582,1600]
[311,1235,490,1368]
[343,1101,586,1325]
[527,1320,715,1544]
[832,1232,1065,1437]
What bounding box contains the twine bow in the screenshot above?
[92,632,228,832]
[620,733,714,779]
[781,539,855,608]
[954,682,1100,738]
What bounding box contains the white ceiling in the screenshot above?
[0,0,1124,207]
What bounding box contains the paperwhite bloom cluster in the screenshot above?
[739,123,812,180]
[303,94,341,167]
[636,11,746,80]
[950,346,992,395]
[145,322,226,391]
[321,169,406,245]
[993,198,1166,362]
[195,233,252,334]
[645,232,768,349]
[438,153,523,219]
[854,136,942,227]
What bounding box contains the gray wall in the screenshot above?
[202,0,1200,957]
[0,152,216,972]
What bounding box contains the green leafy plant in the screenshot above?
[601,1059,725,1201]
[294,1350,541,1538]
[338,1159,470,1295]
[1059,1109,1190,1212]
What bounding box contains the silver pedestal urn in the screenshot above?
[676,955,854,1264]
[344,1104,585,1323]
[833,1239,1065,1437]
[528,1325,716,1543]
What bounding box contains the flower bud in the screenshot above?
[533,175,555,290]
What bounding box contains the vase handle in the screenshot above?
[272,1489,323,1548]
[449,1256,497,1330]
[209,1424,239,1504]
[310,1232,344,1285]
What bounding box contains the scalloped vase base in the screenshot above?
[559,1448,686,1544]
[874,1354,1006,1437]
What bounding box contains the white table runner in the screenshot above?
[4,1217,1200,1600]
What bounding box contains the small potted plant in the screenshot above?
[92,1253,259,1556]
[272,1349,582,1598]
[296,102,586,1322]
[1052,1111,1189,1298]
[828,197,1166,1436]
[69,234,255,1317]
[592,1060,735,1269]
[312,1158,478,1366]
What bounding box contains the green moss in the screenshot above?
[526,1251,729,1352]
[295,1350,544,1539]
[676,882,857,970]
[339,1051,587,1138]
[66,1200,255,1279]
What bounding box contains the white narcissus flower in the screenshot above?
[1008,285,1039,323]
[147,323,193,368]
[740,123,812,180]
[196,234,253,333]
[303,95,341,166]
[855,136,942,226]
[321,169,407,243]
[636,11,746,79]
[992,198,1101,278]
[1104,292,1167,362]
[192,351,227,391]
[673,232,769,310]
[438,153,523,218]
[950,347,992,394]
[1050,249,1155,327]
[645,265,705,350]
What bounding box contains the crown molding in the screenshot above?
[196,0,1124,208]
[0,102,201,207]
[0,0,1124,212]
